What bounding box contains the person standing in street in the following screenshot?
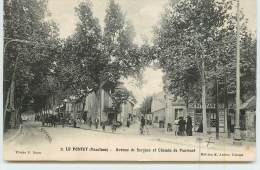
[140,115,145,135]
[112,119,117,133]
[178,117,186,136]
[61,116,65,128]
[102,122,106,131]
[127,117,130,128]
[89,117,92,128]
[82,111,88,124]
[186,116,193,136]
[173,119,179,136]
[197,120,203,133]
[95,118,99,129]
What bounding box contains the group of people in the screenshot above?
[78,114,121,133]
[35,113,64,128]
[173,116,193,136]
[79,116,100,129]
[35,110,124,133]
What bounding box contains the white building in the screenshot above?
[151,91,187,128]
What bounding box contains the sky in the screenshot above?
[47,0,257,108]
[48,0,169,43]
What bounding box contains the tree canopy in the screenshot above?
[4,0,61,113]
[154,0,256,133]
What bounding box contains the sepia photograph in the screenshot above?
[3,0,256,161]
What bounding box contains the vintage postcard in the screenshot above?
[3,0,256,161]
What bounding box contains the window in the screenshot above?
[210,114,216,127]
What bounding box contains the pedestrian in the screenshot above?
[72,119,77,128]
[61,117,65,128]
[127,117,130,128]
[140,115,145,135]
[167,123,172,132]
[112,119,117,133]
[173,120,179,136]
[197,120,203,133]
[95,118,99,129]
[102,122,106,131]
[89,117,92,128]
[178,117,186,136]
[82,111,88,124]
[186,116,193,136]
[52,114,57,128]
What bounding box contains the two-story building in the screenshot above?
[151,91,187,128]
[151,92,165,126]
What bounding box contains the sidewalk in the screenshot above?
[152,131,256,151]
[77,122,141,135]
[77,121,153,135]
[76,122,255,150]
[3,125,22,143]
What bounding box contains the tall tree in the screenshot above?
[155,0,256,135]
[4,0,61,129]
[104,0,143,81]
[59,0,146,119]
[56,1,109,118]
[58,1,105,92]
[154,0,235,134]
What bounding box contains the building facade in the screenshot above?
[118,99,135,126]
[151,91,187,128]
[240,96,256,141]
[84,89,113,122]
[151,92,165,126]
[64,87,135,125]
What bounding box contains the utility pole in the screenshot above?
[215,69,219,139]
[100,89,104,124]
[224,64,231,138]
[214,44,221,140]
[234,0,242,144]
[164,72,171,133]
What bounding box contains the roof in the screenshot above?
[240,96,256,110]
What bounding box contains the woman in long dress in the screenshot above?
[186,116,193,136]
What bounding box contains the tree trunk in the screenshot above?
[185,90,190,115]
[215,76,219,140]
[5,54,21,129]
[4,88,11,131]
[202,81,207,134]
[100,87,104,123]
[186,102,189,116]
[9,80,16,128]
[15,108,22,128]
[82,94,86,112]
[201,60,207,135]
[52,94,55,114]
[94,89,101,120]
